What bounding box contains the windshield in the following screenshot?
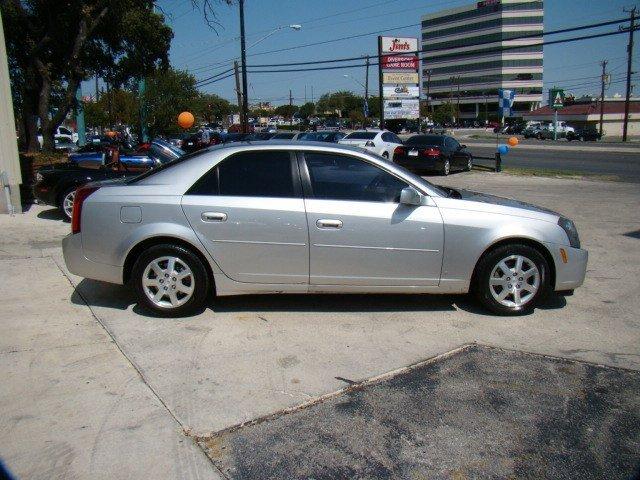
[299,132,332,141]
[344,132,377,140]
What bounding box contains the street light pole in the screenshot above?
[239,0,249,133]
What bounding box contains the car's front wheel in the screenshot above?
[132,244,210,317]
[474,244,550,315]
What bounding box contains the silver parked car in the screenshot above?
[63,142,587,317]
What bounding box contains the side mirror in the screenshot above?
[399,186,423,206]
[460,144,467,149]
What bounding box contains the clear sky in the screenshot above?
[155,0,639,106]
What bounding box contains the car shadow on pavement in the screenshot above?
[71,278,567,318]
[37,207,65,221]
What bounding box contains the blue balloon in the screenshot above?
[497,144,509,155]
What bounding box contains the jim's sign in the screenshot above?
[381,37,418,54]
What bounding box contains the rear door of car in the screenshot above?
[181,150,309,284]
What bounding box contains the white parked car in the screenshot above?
[37,126,78,147]
[338,130,404,160]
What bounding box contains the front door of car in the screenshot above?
[181,150,309,284]
[299,151,444,286]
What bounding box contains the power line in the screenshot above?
[193,16,632,82]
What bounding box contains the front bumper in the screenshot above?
[62,233,124,284]
[544,242,588,291]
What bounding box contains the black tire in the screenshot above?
[473,243,550,315]
[442,159,450,176]
[58,186,77,221]
[464,155,473,171]
[132,244,210,317]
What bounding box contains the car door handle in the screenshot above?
[201,212,227,222]
[316,219,342,229]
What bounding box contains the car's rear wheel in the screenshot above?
[442,159,450,176]
[132,244,209,317]
[473,244,550,315]
[59,187,76,221]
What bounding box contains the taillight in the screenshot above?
[422,147,440,157]
[71,185,100,234]
[394,146,405,156]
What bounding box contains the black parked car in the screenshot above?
[566,127,602,142]
[33,140,182,220]
[246,132,277,141]
[297,130,346,142]
[393,134,473,176]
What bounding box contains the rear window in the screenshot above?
[405,135,444,146]
[344,132,377,140]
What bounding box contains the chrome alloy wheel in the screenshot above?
[63,190,75,219]
[142,256,194,309]
[443,159,450,175]
[489,255,540,309]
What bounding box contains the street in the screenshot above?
[467,140,640,181]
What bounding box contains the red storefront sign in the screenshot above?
[381,55,419,70]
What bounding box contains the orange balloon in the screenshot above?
[507,136,519,147]
[178,111,195,129]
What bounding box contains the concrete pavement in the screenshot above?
[1,171,639,477]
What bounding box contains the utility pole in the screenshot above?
[289,89,293,127]
[233,60,243,127]
[365,56,370,117]
[95,76,99,101]
[599,59,608,136]
[239,0,249,133]
[311,85,314,104]
[621,6,636,142]
[304,85,307,104]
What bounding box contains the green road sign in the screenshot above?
[549,88,565,109]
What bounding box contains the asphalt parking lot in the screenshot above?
[1,171,640,479]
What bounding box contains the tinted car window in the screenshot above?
[405,135,444,146]
[188,150,295,198]
[304,153,408,203]
[344,131,377,140]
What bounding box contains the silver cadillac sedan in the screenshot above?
[62,141,587,317]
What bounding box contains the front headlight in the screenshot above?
[36,172,44,183]
[558,217,580,248]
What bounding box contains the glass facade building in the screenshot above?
[421,0,543,121]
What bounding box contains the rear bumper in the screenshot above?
[544,242,588,291]
[62,233,124,284]
[32,183,57,206]
[394,156,440,171]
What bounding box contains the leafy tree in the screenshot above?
[2,0,173,151]
[194,93,235,123]
[366,96,380,119]
[274,104,298,118]
[143,68,201,137]
[298,102,315,119]
[433,102,456,125]
[84,89,138,129]
[316,91,362,117]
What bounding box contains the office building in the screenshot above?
[421,0,543,122]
